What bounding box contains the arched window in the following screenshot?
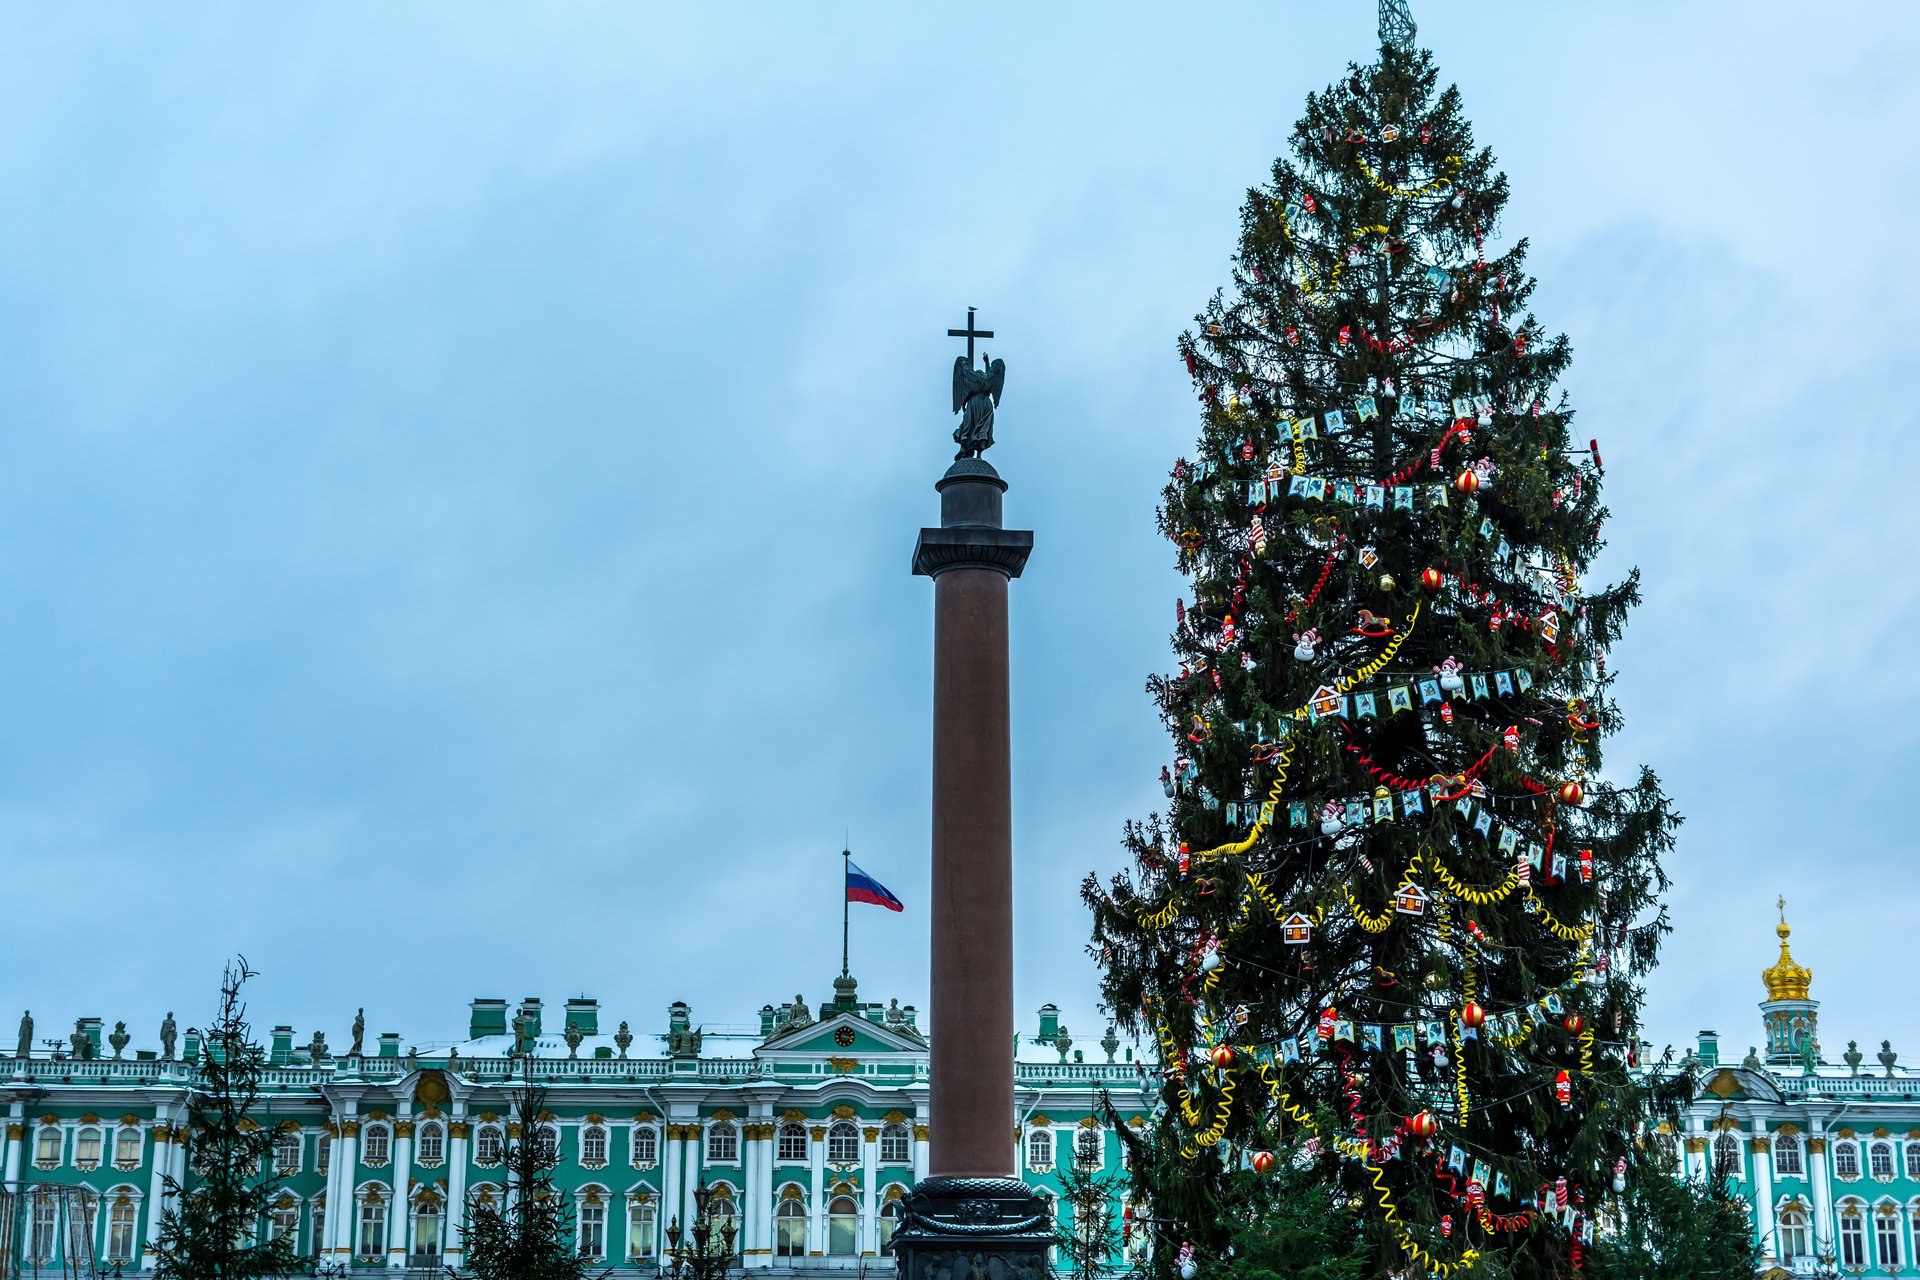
[30,1190,57,1262]
[827,1122,860,1165]
[880,1123,911,1164]
[1876,1206,1902,1269]
[74,1126,103,1170]
[357,1190,389,1260]
[312,1195,326,1257]
[630,1124,657,1167]
[475,1125,504,1166]
[534,1125,560,1163]
[1840,1203,1867,1270]
[274,1131,302,1174]
[775,1197,807,1258]
[707,1121,739,1164]
[317,1135,331,1176]
[114,1126,142,1167]
[362,1123,391,1166]
[270,1195,300,1242]
[777,1123,808,1162]
[828,1195,859,1255]
[880,1198,905,1253]
[34,1125,62,1167]
[1836,1140,1862,1180]
[627,1197,657,1258]
[1027,1128,1055,1171]
[106,1193,141,1263]
[1871,1142,1897,1181]
[577,1190,606,1260]
[1076,1128,1102,1169]
[416,1122,444,1167]
[413,1194,442,1259]
[580,1124,608,1168]
[1712,1132,1741,1178]
[1777,1203,1810,1260]
[705,1191,736,1256]
[1774,1134,1803,1178]
[1907,1144,1920,1181]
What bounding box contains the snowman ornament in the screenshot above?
[1293,629,1321,662]
[1435,656,1467,697]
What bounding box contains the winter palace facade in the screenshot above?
[1,973,1148,1276]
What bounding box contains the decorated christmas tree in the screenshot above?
[1085,9,1684,1278]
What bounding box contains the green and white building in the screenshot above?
[2,973,1148,1276]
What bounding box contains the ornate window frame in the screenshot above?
[361,1122,392,1169]
[415,1120,445,1168]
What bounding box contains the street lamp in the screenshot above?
[664,1181,736,1280]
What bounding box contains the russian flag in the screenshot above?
[845,861,905,912]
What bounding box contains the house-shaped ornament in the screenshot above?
[1309,685,1345,719]
[1281,913,1315,945]
[1393,882,1430,916]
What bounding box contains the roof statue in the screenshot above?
[947,306,1005,460]
[1762,896,1813,1002]
[1379,0,1417,50]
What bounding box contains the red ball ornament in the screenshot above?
[1406,1111,1437,1138]
[1454,468,1480,494]
[1564,1015,1585,1035]
[1251,1150,1275,1175]
[1557,780,1585,806]
[1210,1044,1236,1070]
[1420,567,1445,592]
[1461,1002,1486,1029]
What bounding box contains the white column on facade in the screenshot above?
[330,1120,361,1258]
[1808,1135,1833,1249]
[808,1126,827,1256]
[860,1127,879,1256]
[388,1120,414,1267]
[446,1116,471,1267]
[912,1119,930,1183]
[142,1116,172,1254]
[1751,1134,1777,1263]
[663,1126,686,1238]
[2,1101,22,1184]
[740,1125,763,1262]
[684,1123,704,1233]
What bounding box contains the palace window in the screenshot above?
[534,1125,560,1163]
[708,1121,739,1164]
[358,1196,388,1260]
[1872,1142,1897,1181]
[31,1190,57,1263]
[313,1196,326,1254]
[577,1194,606,1260]
[1712,1132,1741,1178]
[34,1125,62,1167]
[1836,1141,1862,1180]
[362,1124,391,1167]
[475,1125,504,1167]
[630,1124,657,1167]
[777,1123,808,1162]
[1908,1144,1920,1181]
[317,1136,331,1176]
[880,1123,911,1164]
[1774,1134,1804,1178]
[75,1126,103,1170]
[1778,1204,1810,1260]
[107,1196,139,1263]
[580,1124,608,1168]
[270,1197,300,1243]
[705,1194,735,1255]
[827,1122,860,1165]
[414,1197,441,1258]
[880,1199,905,1253]
[1877,1207,1903,1269]
[628,1199,656,1258]
[1027,1129,1055,1171]
[1840,1205,1867,1270]
[114,1126,142,1168]
[775,1197,807,1258]
[1076,1128,1102,1169]
[828,1195,859,1255]
[274,1131,302,1175]
[416,1122,444,1167]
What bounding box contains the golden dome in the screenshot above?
[1763,898,1813,1002]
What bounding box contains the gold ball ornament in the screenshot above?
[1378,572,1396,592]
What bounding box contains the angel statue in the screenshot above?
[951,352,1006,460]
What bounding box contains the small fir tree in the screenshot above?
[152,957,302,1280]
[458,1070,609,1280]
[1082,14,1729,1279]
[1058,1122,1124,1280]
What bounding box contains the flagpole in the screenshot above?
[841,847,852,979]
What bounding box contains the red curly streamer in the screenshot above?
[1338,728,1498,793]
[1288,537,1347,623]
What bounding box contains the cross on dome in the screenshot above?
[1762,897,1813,1002]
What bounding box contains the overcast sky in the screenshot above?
[3,3,1915,1067]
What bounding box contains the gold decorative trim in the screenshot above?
[1711,1118,1741,1132]
[831,1105,857,1120]
[1873,1127,1891,1139]
[1776,1123,1802,1136]
[710,1108,737,1122]
[3,1124,23,1141]
[478,1111,500,1123]
[366,1109,388,1121]
[1029,1115,1051,1127]
[1751,1136,1772,1152]
[911,1125,929,1142]
[1837,1127,1856,1139]
[1078,1117,1100,1129]
[1683,1138,1707,1153]
[862,1128,879,1142]
[809,1126,827,1141]
[78,1112,102,1125]
[826,1056,859,1075]
[1807,1137,1828,1154]
[883,1110,909,1125]
[341,1121,361,1138]
[394,1121,414,1138]
[448,1122,470,1139]
[781,1109,807,1123]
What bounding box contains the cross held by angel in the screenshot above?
[948,306,1006,460]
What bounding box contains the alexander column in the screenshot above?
[892,311,1051,1280]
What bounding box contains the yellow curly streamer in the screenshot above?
[1523,887,1593,942]
[1355,153,1462,197]
[1134,899,1180,929]
[1299,224,1393,298]
[1579,1026,1595,1078]
[1344,884,1396,933]
[1452,1011,1471,1124]
[1429,853,1518,905]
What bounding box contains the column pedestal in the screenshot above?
[894,456,1047,1280]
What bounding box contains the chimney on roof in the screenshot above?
[1037,1004,1060,1046]
[519,998,544,1039]
[564,998,599,1037]
[470,999,508,1040]
[1697,1030,1720,1068]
